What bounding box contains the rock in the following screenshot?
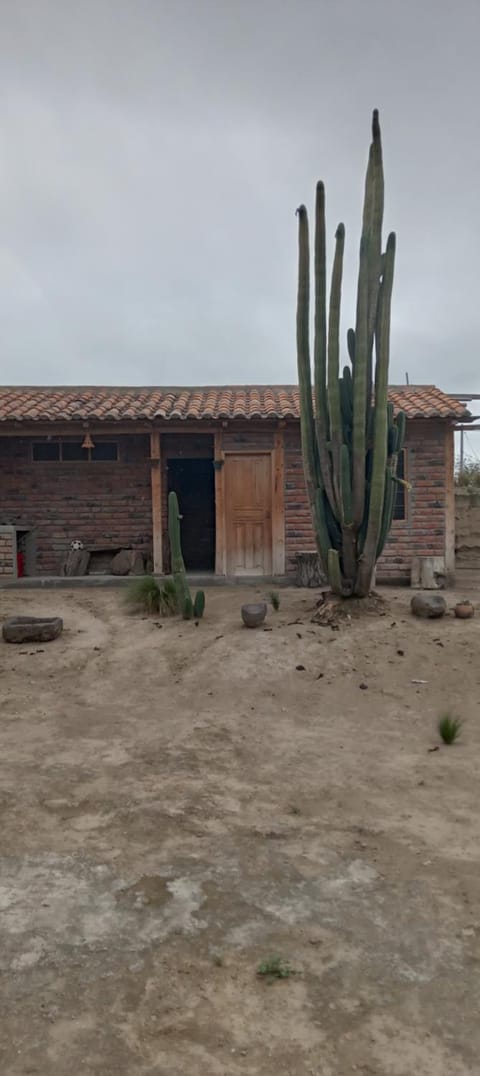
[110,549,132,576]
[411,593,447,619]
[111,549,145,575]
[2,616,63,644]
[130,551,145,575]
[61,549,90,577]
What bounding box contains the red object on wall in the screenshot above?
[17,552,25,577]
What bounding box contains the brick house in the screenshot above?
[0,385,467,584]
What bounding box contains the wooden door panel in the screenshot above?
[225,454,272,576]
[230,521,266,574]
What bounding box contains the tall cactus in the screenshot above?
[296,110,405,598]
[168,491,192,612]
[167,491,206,619]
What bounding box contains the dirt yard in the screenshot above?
[0,583,479,1075]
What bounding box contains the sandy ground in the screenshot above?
[0,582,479,1076]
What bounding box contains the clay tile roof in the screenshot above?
[0,385,469,424]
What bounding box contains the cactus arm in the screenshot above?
[327,548,343,595]
[296,205,320,509]
[352,233,370,526]
[340,366,353,437]
[327,223,345,513]
[356,232,396,595]
[339,443,356,592]
[347,327,356,365]
[388,423,399,456]
[395,410,406,452]
[367,110,385,350]
[340,444,353,526]
[376,467,395,559]
[313,182,336,511]
[314,489,333,569]
[352,111,385,528]
[366,114,384,417]
[313,182,328,439]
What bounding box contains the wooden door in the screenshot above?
[224,453,272,576]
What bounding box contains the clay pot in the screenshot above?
[2,615,63,644]
[241,602,267,628]
[454,601,475,620]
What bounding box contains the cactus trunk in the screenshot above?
[296,110,404,599]
[168,491,192,611]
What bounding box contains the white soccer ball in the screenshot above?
[71,539,84,551]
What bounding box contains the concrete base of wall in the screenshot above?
[0,573,292,590]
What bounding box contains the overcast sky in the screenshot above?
[1,0,479,392]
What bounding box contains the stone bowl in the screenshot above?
[410,594,446,619]
[241,602,267,629]
[2,616,64,644]
[454,601,475,620]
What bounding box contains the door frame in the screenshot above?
[214,428,285,578]
[150,425,286,578]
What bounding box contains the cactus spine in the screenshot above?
[296,110,405,598]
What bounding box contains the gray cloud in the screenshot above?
[1,0,479,392]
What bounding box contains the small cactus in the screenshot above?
[193,590,205,619]
[183,595,194,620]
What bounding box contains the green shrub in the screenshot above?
[456,459,480,489]
[125,575,179,617]
[159,577,178,615]
[269,590,280,611]
[257,955,294,982]
[438,714,462,745]
[125,575,161,614]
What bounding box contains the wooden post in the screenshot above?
[214,429,226,575]
[150,431,163,574]
[445,424,455,582]
[271,427,285,577]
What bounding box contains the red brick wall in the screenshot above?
[284,418,448,582]
[284,425,316,574]
[0,419,449,581]
[378,419,447,581]
[0,435,152,575]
